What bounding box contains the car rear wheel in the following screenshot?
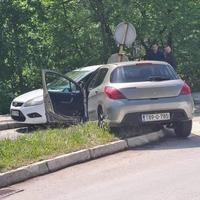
[174,120,192,138]
[97,107,106,129]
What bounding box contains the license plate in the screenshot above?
[11,110,20,117]
[142,113,170,122]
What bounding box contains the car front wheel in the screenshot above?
[174,120,192,138]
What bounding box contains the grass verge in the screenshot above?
[0,122,117,172]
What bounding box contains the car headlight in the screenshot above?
[24,96,43,107]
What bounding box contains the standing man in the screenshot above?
[164,45,177,70]
[146,42,165,61]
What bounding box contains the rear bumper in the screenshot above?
[116,109,189,127]
[104,95,194,127]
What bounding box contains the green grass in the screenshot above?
[0,122,117,172]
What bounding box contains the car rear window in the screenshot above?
[110,64,179,83]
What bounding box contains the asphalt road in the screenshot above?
[3,119,200,200]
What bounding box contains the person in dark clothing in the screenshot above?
[164,45,177,70]
[146,43,165,61]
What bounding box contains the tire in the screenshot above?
[174,120,192,138]
[97,107,106,129]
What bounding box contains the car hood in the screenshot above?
[13,89,43,103]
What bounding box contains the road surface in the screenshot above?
[2,117,200,200]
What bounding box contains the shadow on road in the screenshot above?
[15,123,70,134]
[194,104,200,117]
[15,125,48,134]
[134,128,200,151]
[111,126,159,139]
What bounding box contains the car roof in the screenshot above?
[68,65,102,82]
[115,60,169,66]
[100,60,170,70]
[73,60,169,73]
[74,65,102,72]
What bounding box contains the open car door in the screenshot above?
[42,70,86,125]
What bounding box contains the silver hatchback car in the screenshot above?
[42,61,194,137]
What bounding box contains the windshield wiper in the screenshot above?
[146,76,170,81]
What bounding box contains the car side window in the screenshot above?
[88,68,108,90]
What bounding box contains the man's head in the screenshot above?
[151,43,159,53]
[164,45,172,54]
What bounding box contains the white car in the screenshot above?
[10,65,100,124]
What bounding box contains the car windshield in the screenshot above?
[47,70,90,92]
[110,64,179,83]
[66,70,90,81]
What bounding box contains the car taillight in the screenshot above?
[180,83,191,95]
[104,86,126,99]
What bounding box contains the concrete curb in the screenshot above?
[47,149,91,173]
[0,130,165,188]
[89,140,128,159]
[126,130,165,147]
[0,161,49,188]
[0,122,24,131]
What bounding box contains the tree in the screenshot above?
[0,0,199,114]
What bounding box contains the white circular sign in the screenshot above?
[114,22,136,47]
[107,53,129,64]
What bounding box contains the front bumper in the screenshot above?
[105,95,194,127]
[10,103,47,124]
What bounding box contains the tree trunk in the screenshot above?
[88,0,116,63]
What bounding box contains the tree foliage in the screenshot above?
[0,0,199,113]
